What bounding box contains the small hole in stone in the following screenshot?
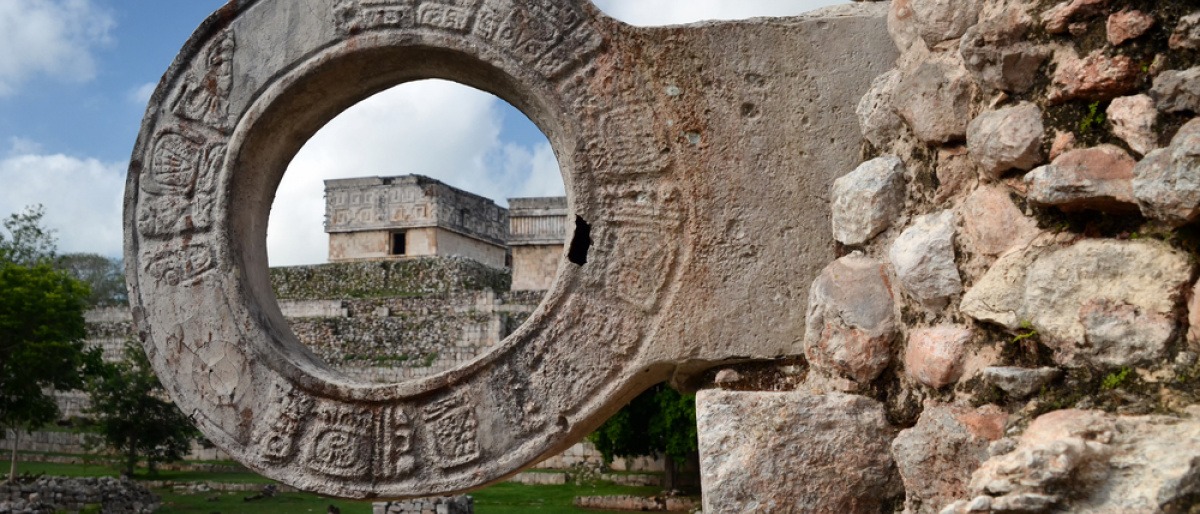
[567,216,592,266]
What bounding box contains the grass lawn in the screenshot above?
[13,459,667,513]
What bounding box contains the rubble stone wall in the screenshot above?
[701,0,1200,512]
[0,477,159,514]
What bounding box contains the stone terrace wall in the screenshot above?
[270,256,511,300]
[701,1,1200,512]
[0,477,159,514]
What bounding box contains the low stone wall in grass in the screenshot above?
[573,495,697,512]
[0,476,159,514]
[373,495,473,514]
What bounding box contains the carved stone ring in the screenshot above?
[126,0,894,498]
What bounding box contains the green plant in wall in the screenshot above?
[1078,101,1106,134]
[1102,367,1132,390]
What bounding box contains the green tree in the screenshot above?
[86,341,199,476]
[588,384,700,493]
[56,253,128,307]
[0,262,94,480]
[0,205,57,266]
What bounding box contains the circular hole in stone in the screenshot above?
[266,79,564,385]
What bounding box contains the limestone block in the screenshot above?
[1024,145,1138,212]
[697,391,901,514]
[1190,280,1200,351]
[857,70,905,148]
[1150,67,1200,114]
[982,367,1060,398]
[959,185,1040,258]
[892,403,1006,514]
[945,409,1200,513]
[1106,9,1155,46]
[960,239,1191,368]
[1042,0,1110,34]
[1049,50,1139,104]
[959,0,1047,93]
[805,254,898,384]
[895,61,975,144]
[1170,12,1200,50]
[905,325,973,389]
[966,102,1044,178]
[831,155,906,245]
[1106,94,1159,156]
[889,211,963,308]
[888,0,922,54]
[910,0,983,46]
[1133,118,1200,226]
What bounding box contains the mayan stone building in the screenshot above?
[506,197,567,291]
[324,175,509,268]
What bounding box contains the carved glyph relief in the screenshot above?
[171,30,235,133]
[305,403,376,478]
[422,391,481,469]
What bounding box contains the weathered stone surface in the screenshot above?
[1133,118,1200,226]
[935,146,978,203]
[892,403,1006,514]
[832,156,906,245]
[1024,145,1138,212]
[1106,9,1155,46]
[858,70,905,148]
[966,102,1044,178]
[910,0,983,46]
[805,254,898,384]
[1049,130,1077,161]
[1049,51,1139,104]
[1106,94,1159,156]
[890,211,963,308]
[982,367,1060,398]
[905,325,973,388]
[959,185,1040,258]
[960,239,1191,368]
[895,61,975,144]
[1042,0,1109,34]
[888,0,922,54]
[697,391,901,514]
[1189,279,1200,351]
[1170,12,1200,50]
[1151,67,1200,114]
[125,0,899,498]
[945,409,1200,513]
[959,0,1047,93]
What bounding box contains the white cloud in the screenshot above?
[268,80,565,267]
[591,0,849,26]
[0,150,125,258]
[128,81,156,105]
[0,0,114,96]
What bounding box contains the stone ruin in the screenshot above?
[125,0,1200,511]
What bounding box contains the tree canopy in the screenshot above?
[588,383,699,491]
[56,253,128,308]
[0,205,97,480]
[86,341,199,476]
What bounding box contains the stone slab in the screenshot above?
[125,0,896,498]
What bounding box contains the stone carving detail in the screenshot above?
[417,1,476,32]
[474,0,600,79]
[422,392,481,468]
[138,132,221,239]
[376,406,417,478]
[588,104,673,177]
[256,384,316,464]
[142,242,216,287]
[601,184,685,312]
[171,30,235,133]
[334,0,413,34]
[305,403,375,478]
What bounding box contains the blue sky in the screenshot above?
[0,0,845,266]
